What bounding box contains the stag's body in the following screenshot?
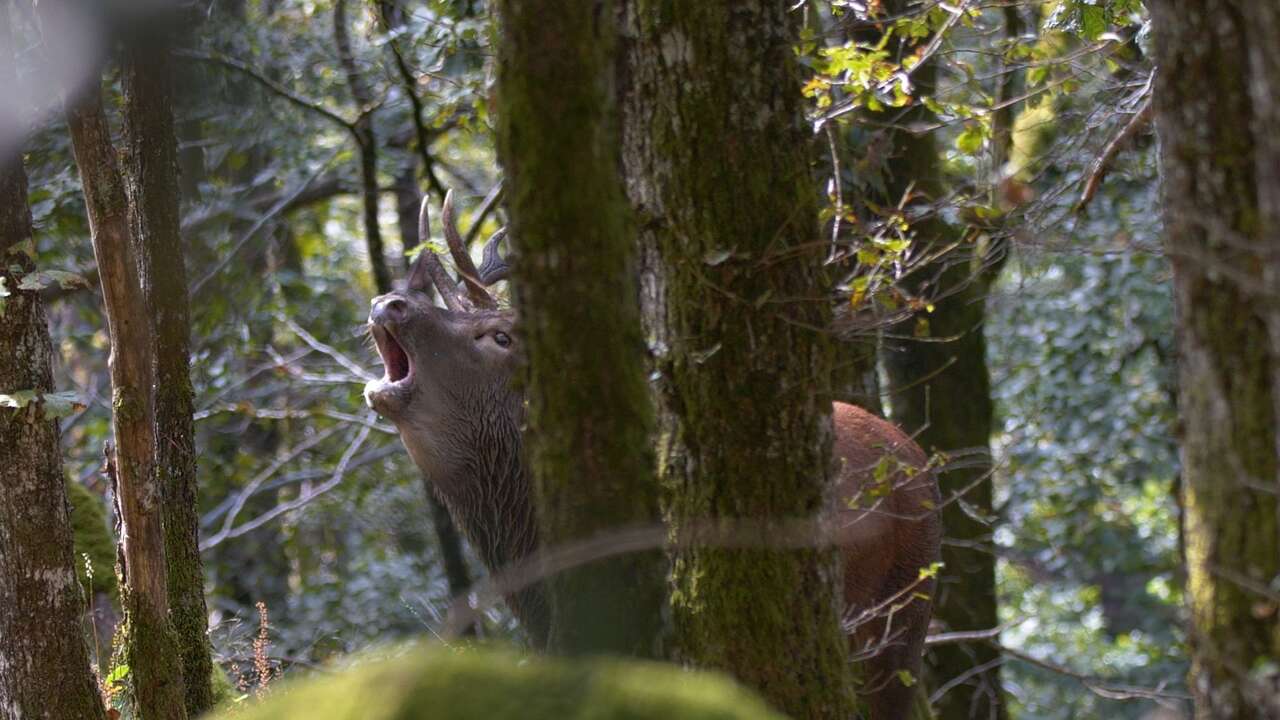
[364,193,940,719]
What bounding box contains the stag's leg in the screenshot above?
[850,567,935,720]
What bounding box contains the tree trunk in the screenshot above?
[334,0,391,294]
[619,2,857,715]
[50,26,190,715]
[496,0,667,657]
[869,12,1006,717]
[883,259,1004,720]
[1150,3,1280,718]
[0,8,109,719]
[121,24,214,717]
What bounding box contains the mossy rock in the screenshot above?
[209,645,784,720]
[66,478,118,600]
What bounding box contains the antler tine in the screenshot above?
[407,195,468,312]
[442,189,497,310]
[478,228,510,285]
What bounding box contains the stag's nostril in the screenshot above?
[372,297,410,325]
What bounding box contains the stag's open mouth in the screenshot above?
[370,324,412,384]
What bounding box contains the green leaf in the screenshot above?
[918,562,943,580]
[1080,6,1107,40]
[106,664,130,685]
[0,390,85,418]
[42,391,86,418]
[0,390,38,409]
[896,670,917,687]
[702,248,733,266]
[16,270,89,292]
[956,123,985,156]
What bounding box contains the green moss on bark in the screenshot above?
[68,479,119,600]
[619,2,858,716]
[496,0,667,656]
[1151,3,1280,715]
[122,28,215,716]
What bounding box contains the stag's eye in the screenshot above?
[493,331,511,347]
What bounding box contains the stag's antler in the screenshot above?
[405,189,510,311]
[407,196,467,310]
[442,190,497,310]
[478,228,510,285]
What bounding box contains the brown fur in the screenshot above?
[366,230,940,716]
[831,402,941,719]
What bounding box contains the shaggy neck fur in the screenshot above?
[416,385,549,646]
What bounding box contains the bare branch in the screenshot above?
[1076,92,1153,212]
[176,49,358,134]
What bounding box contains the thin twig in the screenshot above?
[177,49,358,133]
[278,315,378,383]
[190,151,341,296]
[1075,92,1153,212]
[463,180,505,246]
[200,420,375,549]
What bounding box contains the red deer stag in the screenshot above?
[363,191,941,719]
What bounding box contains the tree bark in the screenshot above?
[121,23,214,717]
[0,7,109,718]
[1150,2,1280,718]
[619,2,857,715]
[496,0,667,657]
[46,13,189,712]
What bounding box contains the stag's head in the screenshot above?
[363,190,519,482]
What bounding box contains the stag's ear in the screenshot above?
[405,196,435,294]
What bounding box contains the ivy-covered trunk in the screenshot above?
[0,7,108,718]
[496,0,667,657]
[619,2,857,715]
[1150,2,1280,717]
[121,23,215,717]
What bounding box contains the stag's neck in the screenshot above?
[438,442,537,572]
[424,393,549,645]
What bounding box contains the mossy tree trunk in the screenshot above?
[870,9,1006,718]
[496,0,667,657]
[121,20,215,717]
[40,1,190,711]
[618,2,857,715]
[1150,3,1280,717]
[0,6,109,718]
